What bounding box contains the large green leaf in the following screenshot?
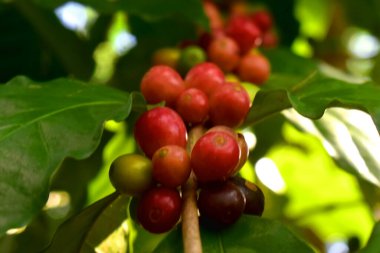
[360,222,380,253]
[244,49,380,132]
[43,193,129,253]
[0,76,131,235]
[153,216,315,253]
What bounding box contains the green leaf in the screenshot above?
[43,193,129,253]
[153,216,315,253]
[0,76,132,235]
[360,222,380,253]
[244,49,380,132]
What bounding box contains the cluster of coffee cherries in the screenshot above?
[153,0,276,85]
[109,61,265,234]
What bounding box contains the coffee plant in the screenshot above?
[1,0,380,252]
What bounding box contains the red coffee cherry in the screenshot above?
[152,145,191,188]
[207,36,241,72]
[238,53,270,85]
[251,10,273,32]
[261,30,278,48]
[225,15,262,53]
[198,181,246,226]
[134,107,187,158]
[185,62,225,97]
[209,82,250,128]
[137,186,182,234]
[140,65,185,107]
[191,130,240,182]
[176,88,209,124]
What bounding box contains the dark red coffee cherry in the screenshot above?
[238,52,270,85]
[140,65,185,107]
[175,88,209,124]
[198,181,246,226]
[230,176,265,216]
[152,145,191,188]
[191,130,240,182]
[251,10,273,32]
[225,15,262,53]
[207,36,241,72]
[209,82,250,128]
[137,186,182,234]
[134,107,187,158]
[185,62,225,97]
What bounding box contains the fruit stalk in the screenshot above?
[181,126,205,253]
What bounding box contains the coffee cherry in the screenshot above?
[261,30,278,48]
[140,65,185,107]
[206,125,238,139]
[191,130,240,182]
[238,53,270,85]
[137,186,182,234]
[185,62,225,97]
[232,133,249,174]
[207,36,240,72]
[230,176,265,216]
[152,47,181,69]
[175,88,209,124]
[109,154,153,196]
[251,10,273,32]
[134,107,187,158]
[198,181,246,226]
[209,82,250,128]
[152,145,191,188]
[225,15,262,53]
[178,45,207,75]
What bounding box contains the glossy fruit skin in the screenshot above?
[232,133,249,174]
[238,53,270,84]
[175,88,209,124]
[207,36,240,72]
[191,131,240,182]
[140,65,185,107]
[230,176,265,216]
[134,107,187,158]
[137,186,182,234]
[198,181,246,225]
[225,15,262,53]
[178,45,207,75]
[185,62,225,97]
[152,145,191,188]
[109,154,153,196]
[209,82,250,128]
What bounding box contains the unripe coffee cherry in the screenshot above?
[207,36,240,72]
[175,88,209,124]
[140,65,185,107]
[152,47,181,69]
[191,130,240,182]
[178,45,207,75]
[238,53,270,85]
[109,154,153,196]
[134,107,187,158]
[152,145,191,188]
[185,62,225,97]
[198,181,246,226]
[209,82,250,128]
[137,186,182,233]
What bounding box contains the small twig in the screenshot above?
[181,125,205,253]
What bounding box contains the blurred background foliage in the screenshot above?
[1,0,380,252]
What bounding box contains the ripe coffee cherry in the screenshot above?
[191,131,240,182]
[137,186,182,234]
[152,145,191,188]
[109,154,153,196]
[198,181,246,226]
[140,65,185,107]
[134,107,187,158]
[232,133,249,174]
[238,53,270,85]
[152,47,181,69]
[207,125,238,139]
[261,30,278,48]
[251,10,273,32]
[225,15,262,53]
[185,62,225,97]
[207,36,240,72]
[209,82,250,128]
[230,176,265,216]
[176,88,209,124]
[178,45,207,75]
